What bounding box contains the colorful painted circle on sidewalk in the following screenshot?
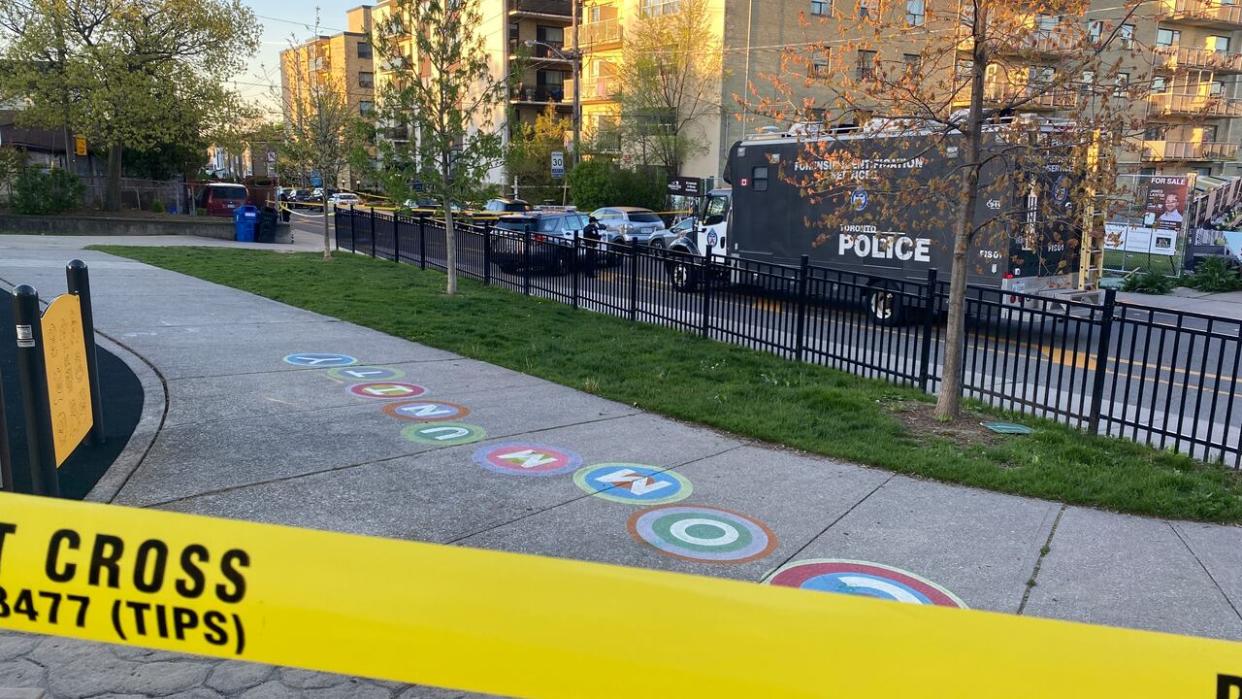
[384,400,471,422]
[473,443,583,477]
[764,559,967,608]
[328,365,406,382]
[283,352,357,367]
[628,506,776,563]
[349,382,428,400]
[573,464,691,505]
[402,422,486,446]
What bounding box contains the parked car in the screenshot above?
[401,198,462,213]
[328,192,361,208]
[649,216,695,250]
[591,207,670,246]
[482,198,531,213]
[196,183,248,217]
[490,211,590,274]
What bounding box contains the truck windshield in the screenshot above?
[702,195,729,225]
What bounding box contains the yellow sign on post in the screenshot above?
[74,135,87,157]
[40,293,93,465]
[0,492,1238,698]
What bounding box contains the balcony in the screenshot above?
[1153,45,1242,73]
[1158,0,1242,29]
[1148,93,1242,117]
[509,0,571,20]
[565,76,621,102]
[510,85,571,106]
[955,85,1080,111]
[580,18,623,47]
[995,30,1079,57]
[1141,139,1240,161]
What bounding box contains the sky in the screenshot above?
[236,1,362,116]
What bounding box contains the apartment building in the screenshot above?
[279,5,376,188]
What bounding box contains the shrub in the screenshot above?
[1120,268,1174,295]
[1186,256,1242,293]
[11,166,84,215]
[568,159,667,212]
[150,199,165,214]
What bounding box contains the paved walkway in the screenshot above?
[1,234,1240,698]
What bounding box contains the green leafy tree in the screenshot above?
[0,0,261,211]
[506,105,572,204]
[618,0,722,177]
[568,159,666,212]
[372,0,511,294]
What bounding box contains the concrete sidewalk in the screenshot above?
[1118,286,1242,320]
[1,235,1240,698]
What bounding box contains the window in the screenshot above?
[641,0,680,16]
[1036,14,1059,35]
[359,100,374,115]
[1119,24,1134,48]
[809,49,830,77]
[1207,36,1231,54]
[856,49,877,80]
[1156,28,1180,47]
[858,0,879,18]
[1079,70,1095,91]
[1087,20,1102,44]
[811,0,830,16]
[903,53,922,76]
[1113,72,1129,97]
[1030,65,1055,87]
[1144,125,1166,140]
[357,42,372,59]
[752,166,769,192]
[906,0,924,26]
[1209,80,1225,96]
[358,71,374,88]
[1151,76,1167,93]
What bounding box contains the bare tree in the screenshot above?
[618,0,722,177]
[279,24,361,261]
[752,0,1144,419]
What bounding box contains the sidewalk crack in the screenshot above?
[1170,522,1242,624]
[761,472,896,575]
[1017,504,1066,615]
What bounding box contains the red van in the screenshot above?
[197,183,249,217]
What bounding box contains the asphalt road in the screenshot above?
[335,213,1242,465]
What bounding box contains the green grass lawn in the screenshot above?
[96,245,1242,523]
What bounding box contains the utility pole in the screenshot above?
[571,0,582,167]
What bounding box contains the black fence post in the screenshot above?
[629,238,640,322]
[700,242,713,338]
[392,213,400,262]
[794,258,814,367]
[66,260,104,445]
[483,225,493,286]
[918,268,939,393]
[419,216,427,270]
[0,367,12,492]
[348,207,356,252]
[572,233,580,310]
[523,229,532,296]
[369,207,377,258]
[13,285,59,497]
[1088,288,1117,435]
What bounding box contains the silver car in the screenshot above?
[590,207,670,246]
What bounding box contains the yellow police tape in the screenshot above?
[0,491,1237,697]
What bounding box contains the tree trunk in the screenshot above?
[105,144,123,212]
[934,3,988,421]
[322,192,332,261]
[445,205,458,295]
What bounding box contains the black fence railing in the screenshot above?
[336,207,1242,467]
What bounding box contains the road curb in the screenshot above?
[82,331,167,504]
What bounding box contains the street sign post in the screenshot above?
[551,151,565,179]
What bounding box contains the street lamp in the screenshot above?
[523,38,582,168]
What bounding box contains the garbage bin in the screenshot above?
[234,205,259,242]
[257,207,279,243]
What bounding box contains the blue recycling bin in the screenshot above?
[234,205,259,242]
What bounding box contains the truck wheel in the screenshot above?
[668,259,699,292]
[867,282,904,326]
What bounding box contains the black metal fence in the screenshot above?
[336,207,1242,467]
